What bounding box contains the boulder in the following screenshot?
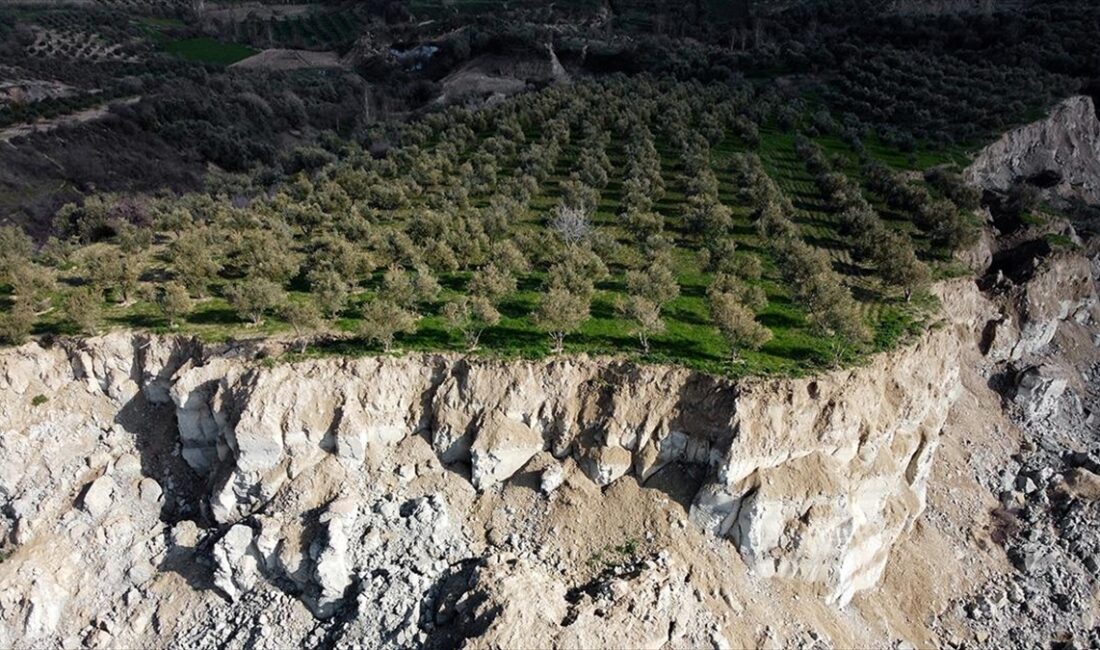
[1064,468,1100,501]
[540,464,564,494]
[1013,365,1068,423]
[211,524,259,601]
[470,412,543,489]
[311,504,354,618]
[578,445,633,487]
[81,476,116,519]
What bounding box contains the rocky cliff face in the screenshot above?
[166,304,962,608]
[0,248,1095,647]
[966,95,1100,206]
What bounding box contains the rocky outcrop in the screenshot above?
[691,312,963,605]
[966,96,1100,205]
[984,252,1096,361]
[154,298,974,608]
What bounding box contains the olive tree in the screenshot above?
[359,299,418,352]
[443,295,501,351]
[533,286,590,353]
[224,278,285,327]
[617,295,664,354]
[282,299,323,353]
[156,282,192,328]
[625,263,680,310]
[171,230,222,298]
[468,263,517,304]
[64,287,101,336]
[709,291,772,363]
[307,268,350,320]
[0,298,36,344]
[0,226,33,283]
[84,248,141,304]
[874,232,931,301]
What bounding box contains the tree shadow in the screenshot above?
[188,306,239,326]
[479,325,543,350]
[758,312,801,329]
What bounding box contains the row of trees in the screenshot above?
[863,161,978,253]
[794,135,931,302]
[739,153,871,357]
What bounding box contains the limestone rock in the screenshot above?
[1014,365,1068,423]
[966,96,1100,206]
[311,504,354,618]
[138,478,163,505]
[81,476,116,519]
[578,444,634,487]
[470,412,543,489]
[170,520,201,549]
[23,573,67,641]
[540,464,564,494]
[211,524,259,601]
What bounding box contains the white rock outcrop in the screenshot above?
[154,283,984,607]
[985,253,1097,361]
[212,524,259,601]
[470,411,543,489]
[966,95,1100,205]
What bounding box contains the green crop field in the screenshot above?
[164,37,257,65]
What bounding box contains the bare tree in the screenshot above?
[550,204,593,246]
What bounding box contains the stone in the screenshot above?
[170,520,201,549]
[23,575,68,640]
[540,464,564,495]
[81,475,116,518]
[114,453,142,477]
[397,464,416,482]
[138,478,163,505]
[312,507,353,618]
[1014,366,1068,423]
[1063,468,1100,501]
[578,445,633,487]
[470,412,543,490]
[212,524,258,601]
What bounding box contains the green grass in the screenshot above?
[164,38,257,65]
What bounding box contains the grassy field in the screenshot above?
[164,37,257,65]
